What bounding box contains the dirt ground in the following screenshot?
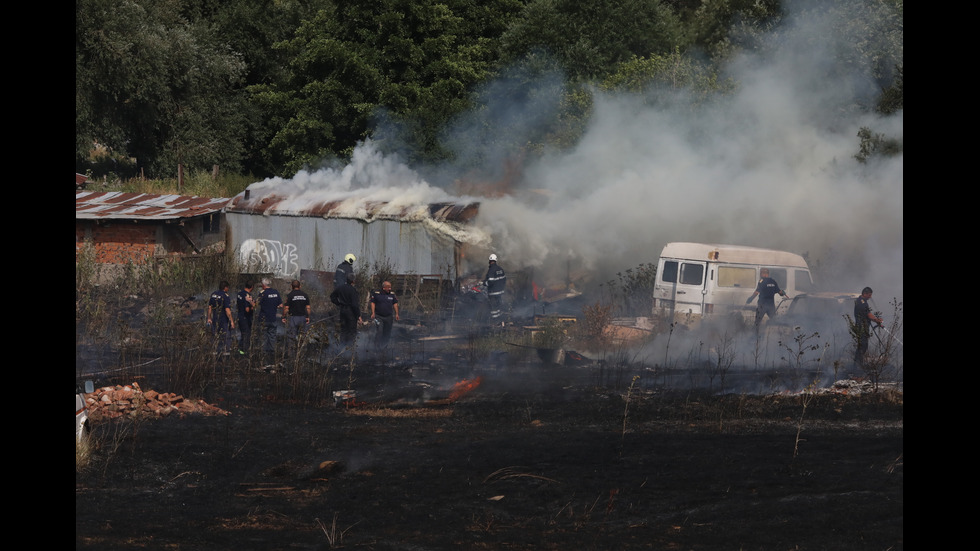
[75,347,903,551]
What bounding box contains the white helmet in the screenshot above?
[345,254,356,264]
[489,254,498,262]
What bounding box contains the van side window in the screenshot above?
[661,261,678,283]
[718,266,755,288]
[680,263,704,285]
[767,268,788,290]
[795,270,814,293]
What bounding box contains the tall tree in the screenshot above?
[499,0,684,82]
[76,0,248,178]
[251,0,524,175]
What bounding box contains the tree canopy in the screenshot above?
[75,0,903,180]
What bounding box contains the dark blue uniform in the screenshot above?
[370,289,398,347]
[752,276,784,327]
[330,283,361,344]
[335,261,353,288]
[236,287,254,354]
[285,288,311,358]
[258,286,282,357]
[853,295,872,363]
[484,262,507,320]
[208,288,233,354]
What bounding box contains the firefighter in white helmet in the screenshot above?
[334,254,356,289]
[484,254,506,323]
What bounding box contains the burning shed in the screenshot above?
[75,190,231,282]
[224,188,486,285]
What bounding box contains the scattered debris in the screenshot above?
[84,382,230,421]
[782,378,903,397]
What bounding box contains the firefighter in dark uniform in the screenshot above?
[853,286,884,366]
[746,268,788,331]
[334,254,356,288]
[331,272,361,345]
[484,254,507,324]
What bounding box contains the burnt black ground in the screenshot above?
[75,358,903,551]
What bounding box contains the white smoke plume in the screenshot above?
[249,2,902,307]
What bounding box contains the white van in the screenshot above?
[653,242,816,324]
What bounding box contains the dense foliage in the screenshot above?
[76,0,903,181]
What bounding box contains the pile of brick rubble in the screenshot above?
[83,382,230,421]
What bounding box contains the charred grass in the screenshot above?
[76,368,903,550]
[77,268,902,550]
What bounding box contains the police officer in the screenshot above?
[284,279,312,359]
[257,278,283,361]
[746,268,788,331]
[370,280,400,348]
[207,280,235,355]
[236,281,255,356]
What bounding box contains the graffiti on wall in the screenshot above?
[240,239,299,278]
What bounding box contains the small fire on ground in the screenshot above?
[334,376,484,409]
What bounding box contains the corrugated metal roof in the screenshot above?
[225,190,479,223]
[75,191,231,221]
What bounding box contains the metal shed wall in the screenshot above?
[228,212,459,281]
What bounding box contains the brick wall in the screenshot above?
[76,222,157,265]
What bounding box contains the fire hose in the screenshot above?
[875,324,903,346]
[869,298,903,346]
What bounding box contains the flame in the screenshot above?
[448,376,483,402]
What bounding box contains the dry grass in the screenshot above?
[75,437,93,473]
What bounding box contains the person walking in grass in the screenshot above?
[370,280,400,349]
[284,279,311,359]
[746,268,788,332]
[207,280,235,356]
[236,281,255,356]
[853,286,884,367]
[257,278,283,361]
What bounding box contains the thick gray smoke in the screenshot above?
[471,8,902,304]
[250,3,902,307]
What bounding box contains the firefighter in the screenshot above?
[484,254,507,324]
[853,287,884,366]
[334,254,356,289]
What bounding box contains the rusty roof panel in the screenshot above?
[75,191,231,220]
[225,191,479,223]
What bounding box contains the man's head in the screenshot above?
[345,253,356,265]
[291,279,301,289]
[382,281,392,292]
[219,280,230,291]
[489,253,498,263]
[861,286,873,298]
[262,278,272,288]
[760,268,769,278]
[244,281,253,291]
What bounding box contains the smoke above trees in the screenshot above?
[249,1,902,304]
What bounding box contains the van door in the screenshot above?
[654,259,707,317]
